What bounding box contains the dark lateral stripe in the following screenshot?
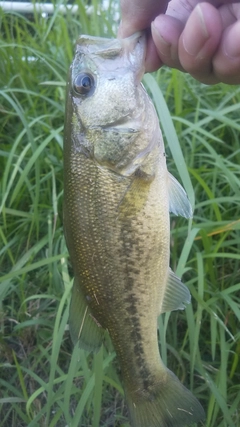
[116,218,154,392]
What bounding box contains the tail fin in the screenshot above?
[125,368,205,427]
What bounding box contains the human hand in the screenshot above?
[119,0,240,85]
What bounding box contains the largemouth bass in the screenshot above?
[64,32,205,427]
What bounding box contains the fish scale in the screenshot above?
[64,32,205,426]
[66,149,167,388]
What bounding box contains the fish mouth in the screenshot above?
[120,31,146,51]
[76,32,146,78]
[119,31,145,44]
[121,32,147,81]
[77,31,146,56]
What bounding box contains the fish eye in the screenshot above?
[73,72,95,95]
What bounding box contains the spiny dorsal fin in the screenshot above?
[160,269,191,314]
[69,278,104,352]
[168,172,193,218]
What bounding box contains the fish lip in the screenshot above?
[75,31,146,64]
[120,31,146,60]
[121,31,147,81]
[119,31,146,44]
[77,31,145,47]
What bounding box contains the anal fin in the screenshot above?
[160,269,191,314]
[69,278,104,352]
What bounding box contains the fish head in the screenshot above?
[69,32,146,130]
[65,32,161,177]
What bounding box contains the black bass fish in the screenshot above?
[63,32,205,427]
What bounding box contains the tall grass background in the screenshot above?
[0,1,239,426]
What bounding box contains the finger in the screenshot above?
[178,3,223,84]
[213,20,240,84]
[151,14,185,71]
[219,3,240,28]
[119,0,168,38]
[166,0,234,22]
[166,0,199,22]
[145,33,164,73]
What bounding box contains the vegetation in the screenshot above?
[0,1,239,426]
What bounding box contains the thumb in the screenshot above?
[119,0,169,38]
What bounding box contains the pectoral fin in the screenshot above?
[118,173,153,218]
[168,172,193,218]
[160,269,191,314]
[69,278,104,352]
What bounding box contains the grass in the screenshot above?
[0,1,239,426]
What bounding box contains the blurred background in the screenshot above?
[0,1,239,426]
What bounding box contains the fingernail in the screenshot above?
[224,24,240,58]
[152,20,170,57]
[183,4,209,56]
